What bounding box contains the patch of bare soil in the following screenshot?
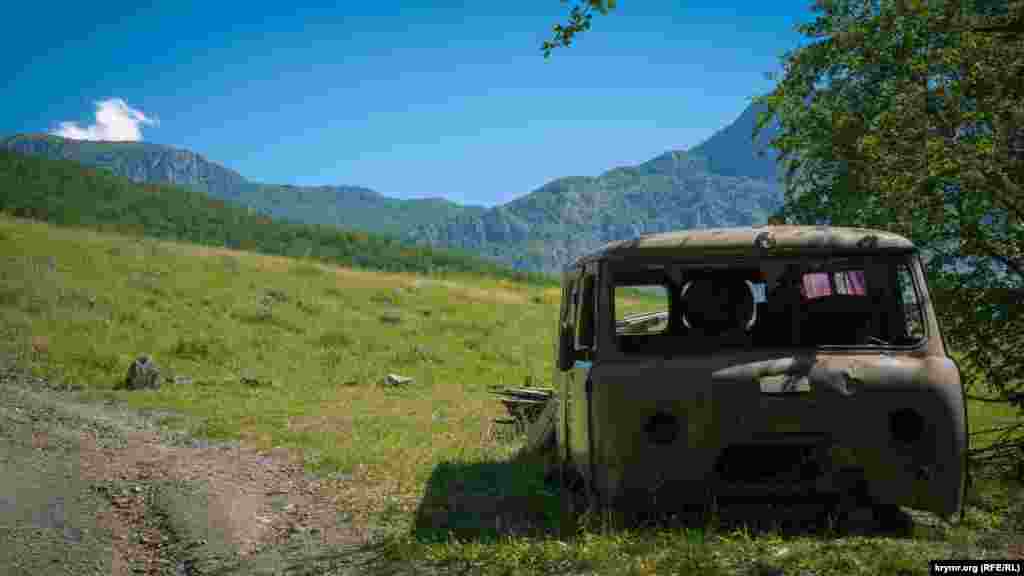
[79,422,374,574]
[0,355,379,575]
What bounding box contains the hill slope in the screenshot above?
[0,149,550,284]
[0,134,484,237]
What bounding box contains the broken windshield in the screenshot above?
[611,255,926,354]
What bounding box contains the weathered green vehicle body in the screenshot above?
[554,225,967,520]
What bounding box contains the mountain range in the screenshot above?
[0,133,485,238]
[2,102,782,273]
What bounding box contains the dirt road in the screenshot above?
[0,358,398,575]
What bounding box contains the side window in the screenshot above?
[896,264,925,341]
[614,285,670,335]
[575,274,596,350]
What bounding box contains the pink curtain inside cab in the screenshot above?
[801,271,866,298]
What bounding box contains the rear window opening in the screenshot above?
[611,256,927,354]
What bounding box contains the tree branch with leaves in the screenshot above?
[542,0,616,58]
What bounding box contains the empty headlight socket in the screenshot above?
[888,408,925,445]
[645,412,680,446]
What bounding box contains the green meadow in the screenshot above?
[0,214,1020,575]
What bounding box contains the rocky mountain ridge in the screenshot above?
[2,133,249,200]
[408,149,781,272]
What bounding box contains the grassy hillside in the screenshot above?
[0,214,562,530]
[0,215,1020,575]
[0,149,552,285]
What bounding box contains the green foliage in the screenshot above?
[753,0,1023,473]
[0,150,556,286]
[542,0,616,57]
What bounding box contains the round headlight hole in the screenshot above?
[645,412,680,446]
[889,408,924,445]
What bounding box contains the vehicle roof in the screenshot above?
[569,225,916,269]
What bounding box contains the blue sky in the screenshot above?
[6,1,812,206]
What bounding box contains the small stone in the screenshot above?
[384,374,413,387]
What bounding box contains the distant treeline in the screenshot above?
[0,150,556,285]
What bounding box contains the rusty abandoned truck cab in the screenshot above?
[553,226,967,522]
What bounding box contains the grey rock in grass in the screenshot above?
[125,355,161,390]
[383,373,413,387]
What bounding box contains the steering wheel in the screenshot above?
[682,278,755,336]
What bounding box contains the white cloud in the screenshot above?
[51,98,159,142]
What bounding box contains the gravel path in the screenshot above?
[0,357,404,575]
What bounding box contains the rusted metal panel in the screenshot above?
[571,225,916,269]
